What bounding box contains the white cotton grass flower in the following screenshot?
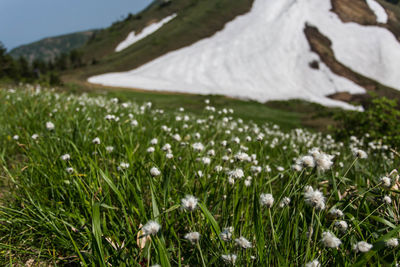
[181,195,198,211]
[380,176,392,188]
[385,238,398,248]
[222,155,230,162]
[220,227,234,242]
[150,138,158,145]
[66,167,74,174]
[301,155,315,168]
[305,259,321,267]
[207,149,216,156]
[279,197,291,208]
[131,120,138,126]
[46,121,55,131]
[334,220,348,233]
[321,231,341,248]
[383,195,392,205]
[244,177,252,187]
[92,137,101,144]
[162,144,171,151]
[142,220,161,236]
[292,164,302,172]
[353,148,368,159]
[221,254,237,265]
[13,135,19,140]
[235,236,252,249]
[184,232,200,244]
[228,168,244,179]
[147,147,155,153]
[118,162,130,171]
[166,153,173,159]
[192,142,204,151]
[304,186,325,210]
[31,134,39,140]
[106,146,114,153]
[202,157,211,165]
[150,167,161,177]
[328,208,344,218]
[353,241,372,253]
[215,165,223,172]
[260,193,274,208]
[314,152,334,171]
[61,154,71,161]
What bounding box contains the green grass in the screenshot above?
[0,86,399,266]
[63,81,337,130]
[65,0,254,81]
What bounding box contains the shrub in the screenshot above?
[334,97,400,149]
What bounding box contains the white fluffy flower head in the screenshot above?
[386,238,398,248]
[305,259,321,267]
[61,154,71,161]
[329,208,344,218]
[142,220,161,236]
[192,142,204,151]
[184,232,200,244]
[334,220,348,233]
[228,168,244,179]
[46,121,55,131]
[181,195,198,211]
[260,193,274,208]
[221,254,237,265]
[321,231,341,248]
[380,176,392,188]
[304,186,325,210]
[314,152,334,171]
[353,241,372,253]
[220,227,234,242]
[235,236,252,249]
[150,167,161,177]
[279,197,291,208]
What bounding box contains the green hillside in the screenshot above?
[9,30,97,64]
[63,0,254,82]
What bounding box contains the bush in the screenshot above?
[334,97,400,149]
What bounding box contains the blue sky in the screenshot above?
[0,0,150,50]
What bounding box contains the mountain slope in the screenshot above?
[88,0,400,109]
[9,30,96,63]
[64,0,254,81]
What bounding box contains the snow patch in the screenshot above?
[366,0,388,24]
[115,13,177,52]
[90,0,400,109]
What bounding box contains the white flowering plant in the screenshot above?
[0,87,398,266]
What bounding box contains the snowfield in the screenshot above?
[90,0,400,109]
[366,0,388,24]
[115,14,177,52]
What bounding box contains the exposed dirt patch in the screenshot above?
[331,0,377,25]
[304,24,400,105]
[377,0,400,41]
[69,0,255,81]
[304,24,379,91]
[331,0,400,41]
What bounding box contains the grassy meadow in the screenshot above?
[0,85,399,266]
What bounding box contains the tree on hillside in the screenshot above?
[18,57,32,79]
[0,42,18,79]
[69,49,84,68]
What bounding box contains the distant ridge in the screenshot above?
[9,30,97,63]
